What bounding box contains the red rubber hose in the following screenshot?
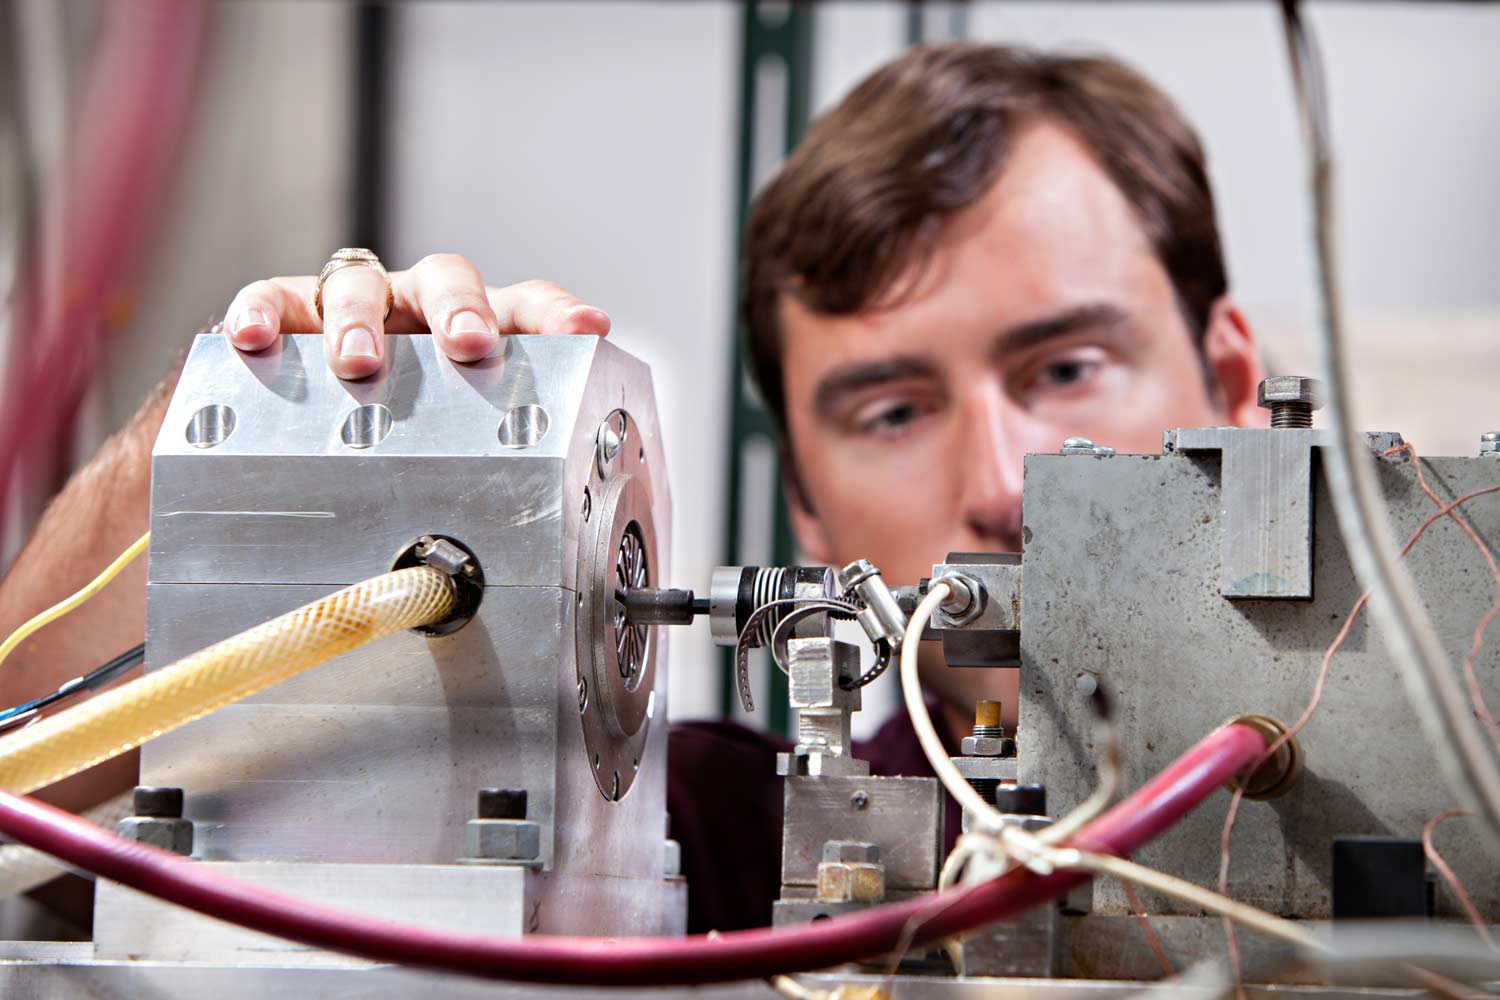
[0,722,1265,986]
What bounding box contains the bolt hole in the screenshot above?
[186,405,236,448]
[341,403,392,449]
[581,486,592,522]
[388,535,484,635]
[497,403,549,449]
[593,753,600,770]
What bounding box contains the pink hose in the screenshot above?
[0,722,1265,985]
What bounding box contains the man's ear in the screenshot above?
[1201,297,1267,427]
[780,446,834,565]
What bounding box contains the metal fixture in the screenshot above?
[462,788,541,866]
[816,841,885,904]
[1257,375,1324,429]
[1482,432,1500,457]
[117,786,193,856]
[388,534,484,636]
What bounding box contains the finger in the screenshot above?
[319,264,389,380]
[222,277,317,351]
[393,254,500,363]
[488,280,611,337]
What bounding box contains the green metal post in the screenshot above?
[719,2,815,735]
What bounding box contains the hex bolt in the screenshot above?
[1257,375,1324,429]
[477,787,527,820]
[1481,432,1500,458]
[817,841,885,903]
[120,786,193,856]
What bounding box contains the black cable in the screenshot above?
[0,643,145,731]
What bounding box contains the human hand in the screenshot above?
[221,253,611,380]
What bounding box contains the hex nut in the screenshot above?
[1257,376,1324,410]
[961,735,1016,757]
[817,861,886,903]
[118,816,193,856]
[465,818,541,861]
[821,840,879,863]
[1481,432,1500,456]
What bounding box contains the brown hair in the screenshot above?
[743,42,1228,431]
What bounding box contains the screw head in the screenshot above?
[1076,673,1099,697]
[850,790,870,811]
[1257,376,1324,410]
[1061,436,1094,452]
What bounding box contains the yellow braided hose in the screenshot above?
[0,567,455,795]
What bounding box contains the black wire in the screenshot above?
[0,642,145,729]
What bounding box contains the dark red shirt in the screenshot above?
[667,708,961,933]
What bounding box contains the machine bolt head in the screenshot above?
[118,816,194,856]
[1481,432,1500,456]
[133,786,185,819]
[464,818,541,862]
[961,735,1016,757]
[849,790,870,810]
[1257,375,1324,410]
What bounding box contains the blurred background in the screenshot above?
[2,0,1497,739]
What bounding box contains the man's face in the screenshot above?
[779,119,1263,719]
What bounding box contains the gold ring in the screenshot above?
[314,248,392,321]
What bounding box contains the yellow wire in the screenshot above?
[0,532,149,670]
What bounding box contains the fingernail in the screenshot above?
[340,327,378,360]
[234,308,270,335]
[448,310,493,340]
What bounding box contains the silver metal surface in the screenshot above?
[465,817,542,863]
[1168,426,1321,599]
[932,553,1021,666]
[141,332,681,940]
[95,861,534,963]
[1019,434,1500,946]
[1482,432,1500,457]
[781,775,943,892]
[0,949,1455,999]
[782,637,863,775]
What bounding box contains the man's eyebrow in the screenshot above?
[813,356,939,420]
[992,302,1131,357]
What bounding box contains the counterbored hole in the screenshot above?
[342,404,393,449]
[186,405,236,448]
[497,403,550,449]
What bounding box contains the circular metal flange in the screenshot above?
[576,410,658,802]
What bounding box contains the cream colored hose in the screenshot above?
[0,567,454,795]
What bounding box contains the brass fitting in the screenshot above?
[1223,714,1301,800]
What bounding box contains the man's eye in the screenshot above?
[1040,359,1094,386]
[855,401,928,435]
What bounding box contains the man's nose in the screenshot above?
[957,390,1034,548]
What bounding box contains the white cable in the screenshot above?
[0,791,132,897]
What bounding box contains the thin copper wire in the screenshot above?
[1423,809,1499,954]
[1217,470,1500,988]
[1121,878,1174,978]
